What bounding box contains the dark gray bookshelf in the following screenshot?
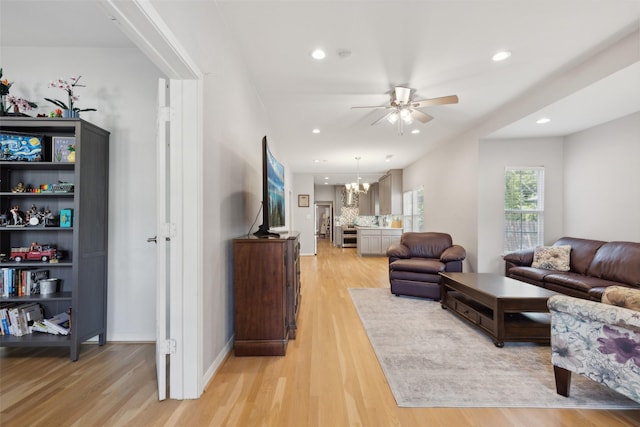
[0,117,109,360]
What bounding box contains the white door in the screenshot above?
[154,78,200,400]
[154,78,171,400]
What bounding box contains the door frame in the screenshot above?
[101,0,204,399]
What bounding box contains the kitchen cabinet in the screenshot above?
[358,183,378,216]
[378,169,402,215]
[357,227,403,256]
[381,229,402,252]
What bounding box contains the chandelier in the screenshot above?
[345,157,369,205]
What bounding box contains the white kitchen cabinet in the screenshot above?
[357,227,403,256]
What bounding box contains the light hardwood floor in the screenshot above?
[1,238,640,426]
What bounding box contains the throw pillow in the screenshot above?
[531,245,571,271]
[602,286,640,312]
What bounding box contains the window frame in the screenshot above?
[403,186,424,232]
[503,167,545,253]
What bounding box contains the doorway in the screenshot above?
[315,201,333,244]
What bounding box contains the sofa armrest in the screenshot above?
[387,244,410,259]
[503,249,534,267]
[548,294,640,331]
[441,245,466,262]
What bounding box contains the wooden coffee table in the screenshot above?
[439,272,557,347]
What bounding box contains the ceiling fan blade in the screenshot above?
[410,109,434,124]
[351,105,390,110]
[371,112,393,126]
[411,95,459,108]
[394,86,412,104]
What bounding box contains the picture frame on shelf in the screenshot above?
[298,194,310,207]
[60,209,73,228]
[52,136,76,163]
[0,132,43,162]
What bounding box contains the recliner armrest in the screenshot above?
[441,245,466,262]
[387,244,410,259]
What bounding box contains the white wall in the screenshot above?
[2,47,162,340]
[563,112,640,241]
[148,2,292,385]
[403,135,479,272]
[293,174,316,255]
[403,26,638,274]
[314,184,335,202]
[478,137,565,273]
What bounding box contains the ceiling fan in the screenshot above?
[351,86,458,134]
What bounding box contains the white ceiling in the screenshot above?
[2,0,639,186]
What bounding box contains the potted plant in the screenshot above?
[45,75,96,118]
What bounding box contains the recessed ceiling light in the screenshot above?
[312,128,320,134]
[324,182,329,185]
[324,177,329,180]
[492,50,512,62]
[411,129,420,134]
[311,49,326,60]
[313,159,320,163]
[385,154,393,162]
[536,117,551,124]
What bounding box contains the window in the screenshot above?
[504,167,544,252]
[403,187,424,232]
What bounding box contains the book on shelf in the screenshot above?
[0,302,45,336]
[0,268,50,297]
[41,311,70,335]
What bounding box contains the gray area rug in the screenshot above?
[349,287,640,408]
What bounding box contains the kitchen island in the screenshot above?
[356,226,403,256]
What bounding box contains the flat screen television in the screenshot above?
[254,136,285,237]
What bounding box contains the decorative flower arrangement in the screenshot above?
[0,68,38,114]
[0,69,12,97]
[45,75,97,116]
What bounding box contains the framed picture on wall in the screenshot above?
[298,194,310,207]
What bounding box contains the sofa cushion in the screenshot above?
[390,258,445,274]
[544,272,621,294]
[602,286,640,312]
[509,266,556,283]
[389,270,441,283]
[554,237,605,275]
[400,232,452,258]
[587,242,640,287]
[531,245,571,271]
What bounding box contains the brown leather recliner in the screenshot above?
[387,232,466,300]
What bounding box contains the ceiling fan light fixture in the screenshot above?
[387,112,399,124]
[395,86,412,104]
[400,109,413,124]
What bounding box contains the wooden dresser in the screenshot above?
[233,232,300,356]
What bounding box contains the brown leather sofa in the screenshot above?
[387,232,466,299]
[503,237,640,301]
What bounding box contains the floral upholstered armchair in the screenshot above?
[548,290,640,403]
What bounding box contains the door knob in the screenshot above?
[147,236,157,243]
